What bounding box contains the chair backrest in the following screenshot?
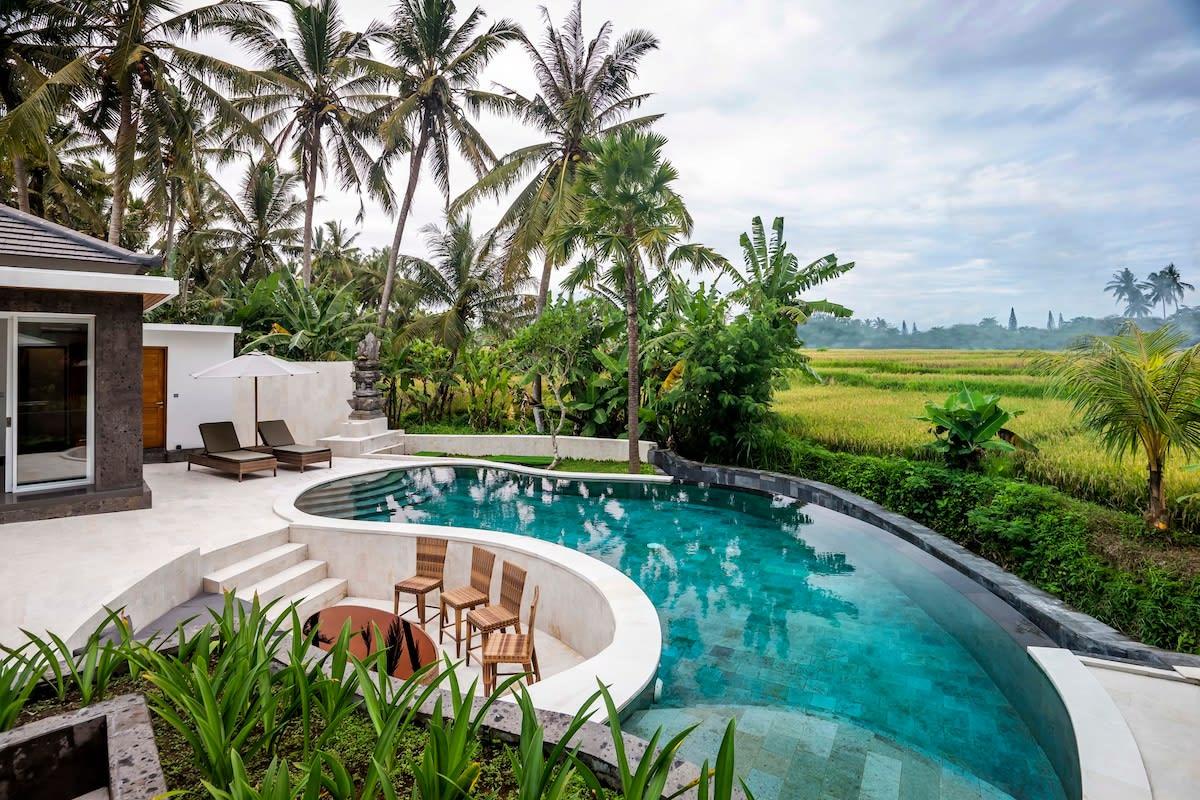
[524,587,539,656]
[257,419,296,447]
[498,562,527,615]
[415,537,448,579]
[199,421,242,454]
[469,547,496,594]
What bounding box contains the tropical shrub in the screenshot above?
[915,387,1035,469]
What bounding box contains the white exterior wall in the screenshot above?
[233,360,353,446]
[142,324,238,450]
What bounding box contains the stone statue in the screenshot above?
[348,332,385,420]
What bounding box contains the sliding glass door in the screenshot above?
[1,314,94,493]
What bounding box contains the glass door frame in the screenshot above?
[1,312,96,494]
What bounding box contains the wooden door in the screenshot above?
[142,347,167,449]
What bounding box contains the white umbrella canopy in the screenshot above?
[192,352,318,444]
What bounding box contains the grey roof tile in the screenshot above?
[0,203,160,273]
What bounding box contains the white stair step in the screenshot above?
[236,560,328,604]
[267,578,348,622]
[200,529,289,574]
[203,543,309,593]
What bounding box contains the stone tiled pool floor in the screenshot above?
[628,705,1015,800]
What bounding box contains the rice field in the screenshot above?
[776,349,1200,523]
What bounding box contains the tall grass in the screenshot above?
[780,350,1200,526]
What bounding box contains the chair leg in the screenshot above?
[393,587,400,616]
[531,649,541,683]
[439,600,447,642]
[454,607,463,656]
[417,591,427,626]
[465,624,473,665]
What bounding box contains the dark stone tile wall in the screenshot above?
[651,449,1200,671]
[0,289,144,494]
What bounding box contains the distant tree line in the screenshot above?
[803,264,1195,350]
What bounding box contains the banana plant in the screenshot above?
[917,386,1036,468]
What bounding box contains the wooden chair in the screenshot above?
[482,586,541,695]
[438,546,495,656]
[257,419,333,472]
[393,537,448,625]
[464,562,526,666]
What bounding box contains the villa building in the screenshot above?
[0,203,177,522]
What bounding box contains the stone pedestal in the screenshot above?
[319,332,404,457]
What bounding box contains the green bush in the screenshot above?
[746,429,1200,653]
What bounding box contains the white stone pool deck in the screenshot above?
[1,458,1198,798]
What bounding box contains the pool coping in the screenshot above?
[651,450,1200,671]
[274,458,667,717]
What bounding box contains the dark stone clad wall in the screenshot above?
[0,289,144,491]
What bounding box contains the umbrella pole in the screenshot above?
[254,376,259,445]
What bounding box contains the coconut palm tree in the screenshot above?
[553,129,728,473]
[1,0,272,244]
[0,0,90,213]
[1157,263,1193,315]
[401,216,531,361]
[730,216,853,321]
[235,0,390,284]
[374,0,520,325]
[1106,268,1139,306]
[453,1,660,304]
[209,158,303,282]
[1035,324,1200,530]
[312,220,362,285]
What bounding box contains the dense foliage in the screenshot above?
[744,430,1200,654]
[2,597,756,799]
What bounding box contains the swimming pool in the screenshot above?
[296,465,1075,800]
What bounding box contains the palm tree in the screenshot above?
[0,0,89,213]
[730,216,853,321]
[209,158,303,282]
[453,1,660,304]
[374,0,519,325]
[1106,268,1139,306]
[1157,263,1193,315]
[553,129,727,473]
[1123,287,1154,319]
[402,216,530,361]
[1035,324,1200,530]
[2,0,272,244]
[236,0,389,284]
[312,220,362,285]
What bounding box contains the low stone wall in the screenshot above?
[652,450,1200,670]
[383,433,656,462]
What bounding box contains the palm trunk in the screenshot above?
[162,181,178,274]
[1147,463,1167,530]
[300,123,321,285]
[624,245,641,475]
[13,156,30,213]
[108,83,135,245]
[531,252,554,433]
[378,126,430,326]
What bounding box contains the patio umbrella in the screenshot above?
[192,352,317,444]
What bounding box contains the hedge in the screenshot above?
[743,429,1200,654]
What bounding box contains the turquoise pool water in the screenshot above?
[297,466,1071,800]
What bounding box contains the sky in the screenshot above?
[198,0,1200,328]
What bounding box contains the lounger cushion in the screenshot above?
[272,444,331,456]
[207,449,273,463]
[258,419,297,447]
[199,421,243,454]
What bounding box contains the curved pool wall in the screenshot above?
[293,463,1081,800]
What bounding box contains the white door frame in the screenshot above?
[3,312,96,494]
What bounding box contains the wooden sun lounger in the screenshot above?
[188,422,278,481]
[257,419,333,472]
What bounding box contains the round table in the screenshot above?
[304,604,439,680]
